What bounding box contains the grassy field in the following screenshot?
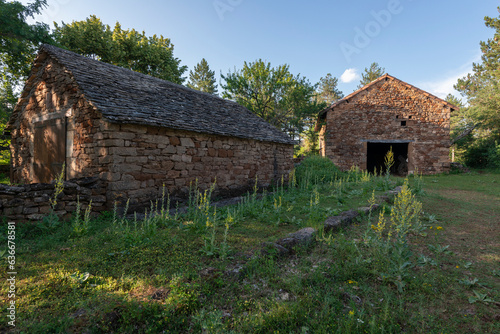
[0,159,498,333]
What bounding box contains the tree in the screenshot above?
[54,16,187,84]
[221,59,324,140]
[0,0,53,160]
[316,73,343,104]
[187,58,218,94]
[0,0,52,77]
[454,8,500,167]
[455,9,500,135]
[358,62,385,88]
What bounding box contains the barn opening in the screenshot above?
[367,142,408,176]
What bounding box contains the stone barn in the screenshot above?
[7,44,294,209]
[316,74,458,175]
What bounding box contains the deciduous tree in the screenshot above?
[0,0,52,77]
[54,16,187,84]
[0,0,53,159]
[221,59,323,140]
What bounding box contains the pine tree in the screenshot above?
[454,8,500,167]
[317,73,344,104]
[187,58,218,94]
[358,62,385,88]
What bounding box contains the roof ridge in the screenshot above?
[319,73,459,116]
[40,44,238,106]
[35,44,294,145]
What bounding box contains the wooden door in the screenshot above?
[33,118,66,183]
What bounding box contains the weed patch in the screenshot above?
[2,160,498,333]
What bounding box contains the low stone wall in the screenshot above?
[92,123,294,211]
[0,177,107,222]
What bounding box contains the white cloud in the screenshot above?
[340,68,360,83]
[418,53,481,100]
[419,71,470,99]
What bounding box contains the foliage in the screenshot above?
[0,0,52,77]
[460,136,500,168]
[221,59,325,139]
[294,155,341,186]
[53,15,187,84]
[357,62,385,88]
[316,73,343,104]
[384,146,395,175]
[71,197,93,237]
[0,65,17,122]
[39,164,65,231]
[454,8,500,167]
[294,127,319,157]
[0,0,53,162]
[468,290,495,304]
[5,166,499,333]
[187,58,218,94]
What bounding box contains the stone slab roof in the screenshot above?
[11,44,294,145]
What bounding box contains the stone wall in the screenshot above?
[319,78,452,174]
[9,51,295,211]
[95,123,294,210]
[10,53,106,183]
[0,177,106,222]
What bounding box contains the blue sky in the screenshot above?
[22,0,500,99]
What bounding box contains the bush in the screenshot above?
[295,156,341,186]
[461,137,500,168]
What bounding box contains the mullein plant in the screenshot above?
[71,196,93,236]
[368,179,424,292]
[367,190,377,221]
[41,164,66,230]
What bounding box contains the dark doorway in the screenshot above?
[367,142,408,176]
[33,118,66,183]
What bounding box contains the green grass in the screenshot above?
[1,159,498,333]
[0,172,9,185]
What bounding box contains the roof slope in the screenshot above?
[319,73,459,117]
[15,44,294,144]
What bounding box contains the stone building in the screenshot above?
[7,44,294,209]
[316,74,458,175]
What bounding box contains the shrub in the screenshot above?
[295,156,341,186]
[461,137,500,168]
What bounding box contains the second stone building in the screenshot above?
[316,74,459,175]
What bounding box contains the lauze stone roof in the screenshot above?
[13,44,294,145]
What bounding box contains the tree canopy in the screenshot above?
[187,58,218,94]
[54,15,187,84]
[455,10,500,135]
[454,8,500,167]
[0,0,53,157]
[316,73,343,105]
[0,0,52,77]
[358,62,385,88]
[221,59,324,140]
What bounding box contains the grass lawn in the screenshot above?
[0,159,498,333]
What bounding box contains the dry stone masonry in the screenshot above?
[7,44,294,216]
[0,177,105,221]
[317,74,458,175]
